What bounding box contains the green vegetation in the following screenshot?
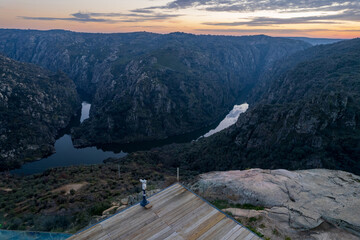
[235,218,242,224]
[211,200,229,209]
[210,198,268,238]
[120,38,360,176]
[246,225,264,238]
[36,31,308,149]
[224,211,234,217]
[0,162,177,233]
[0,54,80,171]
[273,228,280,236]
[249,217,258,222]
[89,202,111,216]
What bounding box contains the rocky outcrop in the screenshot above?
[192,169,360,239]
[0,54,80,170]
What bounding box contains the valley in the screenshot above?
[0,29,310,149]
[0,29,359,240]
[10,101,248,175]
[118,38,360,175]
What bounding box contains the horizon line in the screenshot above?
[0,27,351,40]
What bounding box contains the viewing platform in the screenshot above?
[68,183,261,240]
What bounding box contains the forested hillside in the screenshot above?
[0,54,80,170]
[119,39,360,175]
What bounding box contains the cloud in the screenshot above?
[203,10,360,26]
[149,0,360,13]
[139,0,213,11]
[20,11,181,23]
[203,18,337,27]
[165,0,213,9]
[195,28,338,34]
[132,0,360,28]
[130,9,156,14]
[21,16,112,23]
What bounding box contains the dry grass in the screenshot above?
[52,182,88,195]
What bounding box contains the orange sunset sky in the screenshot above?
[0,0,359,38]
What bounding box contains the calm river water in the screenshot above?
[11,103,248,175]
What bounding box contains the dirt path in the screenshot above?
[52,182,88,195]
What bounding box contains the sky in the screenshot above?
[0,0,359,38]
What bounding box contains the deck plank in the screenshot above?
[160,197,205,225]
[197,218,236,240]
[68,183,260,240]
[68,224,109,240]
[222,224,243,240]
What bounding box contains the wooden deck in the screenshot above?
[68,183,261,240]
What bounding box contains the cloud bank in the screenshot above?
[140,0,360,27]
[20,11,181,23]
[149,0,360,13]
[203,10,360,26]
[17,0,360,37]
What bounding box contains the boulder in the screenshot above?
[223,208,264,218]
[120,197,129,205]
[102,206,119,216]
[193,169,360,237]
[116,205,127,212]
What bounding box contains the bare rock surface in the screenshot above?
[192,169,360,239]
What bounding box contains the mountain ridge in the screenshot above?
[116,38,360,175]
[0,29,311,146]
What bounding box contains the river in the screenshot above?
[11,102,248,175]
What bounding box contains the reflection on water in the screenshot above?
[80,101,91,123]
[100,103,249,152]
[11,135,126,175]
[11,102,248,175]
[99,121,220,153]
[202,103,248,137]
[11,101,125,176]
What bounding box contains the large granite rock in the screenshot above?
[193,169,360,238]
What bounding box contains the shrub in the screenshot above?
[211,200,229,209]
[89,202,111,216]
[249,217,257,222]
[246,225,264,238]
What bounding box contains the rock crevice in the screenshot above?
[192,169,360,238]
